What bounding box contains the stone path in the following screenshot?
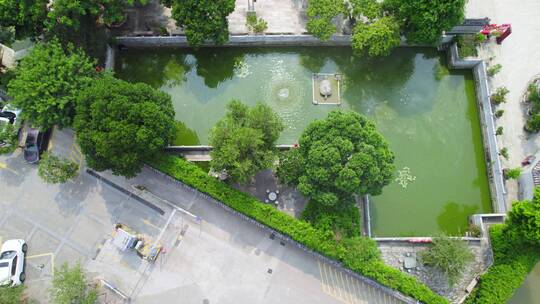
[116,0,309,36]
[466,0,540,205]
[228,0,308,34]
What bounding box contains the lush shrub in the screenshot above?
[487,64,502,77]
[456,35,478,58]
[150,155,448,303]
[525,114,540,133]
[419,236,473,286]
[301,197,361,238]
[504,168,521,180]
[499,147,509,160]
[306,0,343,40]
[465,225,540,304]
[494,109,504,118]
[0,285,25,304]
[495,126,503,136]
[490,87,509,105]
[246,13,268,34]
[38,153,79,184]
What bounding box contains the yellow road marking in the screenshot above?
[142,219,161,230]
[317,260,329,294]
[26,252,55,276]
[339,271,353,304]
[0,162,18,174]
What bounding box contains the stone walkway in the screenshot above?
[228,0,308,34]
[117,0,309,36]
[466,0,540,205]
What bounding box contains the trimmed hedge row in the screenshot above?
[150,155,447,304]
[465,225,540,304]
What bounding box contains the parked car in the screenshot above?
[23,128,45,163]
[0,239,27,286]
[0,104,22,148]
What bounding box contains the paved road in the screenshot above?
[0,127,407,303]
[0,130,179,302]
[103,167,407,304]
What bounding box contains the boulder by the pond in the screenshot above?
[319,79,332,97]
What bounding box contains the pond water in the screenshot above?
[509,262,540,304]
[116,47,491,236]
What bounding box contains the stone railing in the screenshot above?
[446,43,507,214]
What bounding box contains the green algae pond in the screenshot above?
[115,47,492,236]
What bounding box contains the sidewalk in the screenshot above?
[466,0,540,204]
[116,0,309,35]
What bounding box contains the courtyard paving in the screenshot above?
[466,0,540,205]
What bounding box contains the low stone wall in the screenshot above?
[115,34,351,48]
[446,43,507,213]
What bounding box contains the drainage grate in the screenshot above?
[203,299,209,304]
[269,233,275,239]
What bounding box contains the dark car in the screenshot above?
[23,128,45,164]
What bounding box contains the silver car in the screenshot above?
[0,239,27,286]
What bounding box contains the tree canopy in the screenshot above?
[210,100,284,183]
[8,39,96,129]
[0,0,48,39]
[306,0,343,41]
[351,16,401,57]
[420,236,473,286]
[349,0,382,20]
[507,187,540,246]
[50,263,97,304]
[164,0,235,46]
[385,0,465,44]
[278,110,394,207]
[74,75,176,177]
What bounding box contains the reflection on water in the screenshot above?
[116,47,491,236]
[509,262,540,304]
[436,202,479,235]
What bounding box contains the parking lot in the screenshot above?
[0,128,406,304]
[0,130,182,302]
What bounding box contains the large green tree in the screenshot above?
[507,187,540,246]
[306,0,343,40]
[351,16,400,57]
[74,75,176,177]
[420,236,473,286]
[348,0,382,21]
[50,263,97,304]
[0,0,48,39]
[385,0,465,44]
[163,0,235,46]
[8,39,96,129]
[278,110,394,207]
[210,100,284,183]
